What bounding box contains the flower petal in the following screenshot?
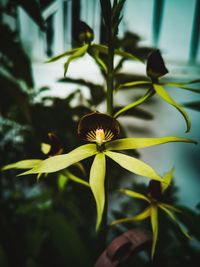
[44,47,80,63]
[161,167,175,192]
[63,170,90,187]
[90,153,106,231]
[105,151,164,183]
[150,205,159,259]
[159,203,181,213]
[114,88,154,118]
[117,80,152,90]
[89,45,108,73]
[119,189,150,203]
[1,159,42,171]
[153,83,191,132]
[18,144,97,175]
[146,50,168,80]
[106,136,197,151]
[163,82,200,94]
[114,49,143,63]
[111,208,151,225]
[64,44,89,76]
[77,112,120,142]
[159,204,191,239]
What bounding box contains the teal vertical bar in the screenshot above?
[152,0,165,47]
[189,0,200,63]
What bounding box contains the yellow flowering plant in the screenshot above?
[1,0,199,262]
[115,50,200,132]
[111,168,191,258]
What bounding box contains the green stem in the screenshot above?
[106,27,114,115]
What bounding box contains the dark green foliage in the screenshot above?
[12,0,46,31]
[183,101,200,112]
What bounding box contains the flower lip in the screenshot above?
[77,111,120,145]
[146,50,168,81]
[147,180,162,201]
[73,20,94,45]
[46,132,63,156]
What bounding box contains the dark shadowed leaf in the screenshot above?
[0,24,34,87]
[14,0,45,31]
[113,106,153,120]
[182,101,200,112]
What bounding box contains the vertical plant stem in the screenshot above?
[106,26,114,115]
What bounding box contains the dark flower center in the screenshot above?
[77,112,120,145]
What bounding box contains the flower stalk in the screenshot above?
[106,31,114,116]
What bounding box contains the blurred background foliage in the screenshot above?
[0,0,200,267]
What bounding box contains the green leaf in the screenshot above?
[114,49,143,63]
[19,144,97,175]
[114,89,154,118]
[104,151,164,183]
[150,205,158,259]
[17,0,45,31]
[153,83,191,132]
[63,170,90,187]
[106,136,197,151]
[64,44,89,76]
[119,189,150,202]
[89,153,106,231]
[117,80,151,90]
[161,167,175,192]
[159,204,191,239]
[111,207,151,225]
[1,159,42,171]
[45,48,80,63]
